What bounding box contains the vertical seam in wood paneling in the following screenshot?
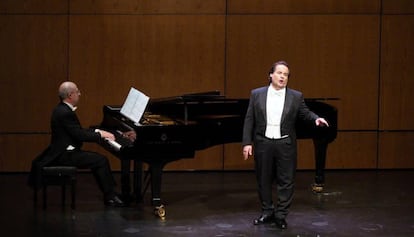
[67,0,70,81]
[222,0,229,171]
[377,0,383,169]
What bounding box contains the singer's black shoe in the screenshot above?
[274,218,288,229]
[253,213,275,225]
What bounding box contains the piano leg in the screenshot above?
[129,161,165,207]
[120,159,132,201]
[311,138,328,193]
[149,164,164,205]
[148,161,167,219]
[133,160,143,202]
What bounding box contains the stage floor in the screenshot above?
[1,170,413,237]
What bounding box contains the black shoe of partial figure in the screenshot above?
[253,213,275,225]
[274,218,288,229]
[105,195,127,207]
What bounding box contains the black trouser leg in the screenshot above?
[55,150,116,199]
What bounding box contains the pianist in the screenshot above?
[242,61,329,229]
[28,81,126,207]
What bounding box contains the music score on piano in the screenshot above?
[120,87,150,126]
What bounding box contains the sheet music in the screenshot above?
[120,87,150,125]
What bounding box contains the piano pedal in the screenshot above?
[311,183,324,193]
[154,204,166,220]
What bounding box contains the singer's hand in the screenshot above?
[315,118,329,127]
[242,145,253,160]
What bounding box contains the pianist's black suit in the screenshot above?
[242,87,319,220]
[28,102,116,198]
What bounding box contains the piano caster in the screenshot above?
[311,183,324,193]
[154,205,166,219]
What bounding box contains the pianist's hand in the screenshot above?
[243,145,253,160]
[123,131,136,142]
[97,129,115,141]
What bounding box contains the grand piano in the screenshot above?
[98,91,337,217]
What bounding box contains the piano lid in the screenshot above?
[148,91,225,105]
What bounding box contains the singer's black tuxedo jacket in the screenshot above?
[242,86,318,147]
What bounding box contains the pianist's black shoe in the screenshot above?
[253,213,275,225]
[104,195,127,207]
[274,218,288,229]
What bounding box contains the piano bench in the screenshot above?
[34,166,77,210]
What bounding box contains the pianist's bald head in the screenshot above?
[58,81,76,100]
[58,81,81,107]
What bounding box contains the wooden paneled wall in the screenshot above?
[0,0,413,172]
